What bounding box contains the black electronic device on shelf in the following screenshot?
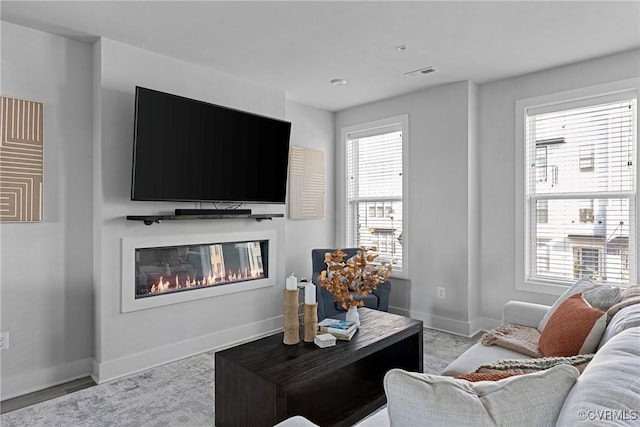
[174,208,252,216]
[131,86,291,204]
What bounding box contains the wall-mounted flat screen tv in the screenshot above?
[131,86,291,204]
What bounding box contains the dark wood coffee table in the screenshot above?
[215,308,423,427]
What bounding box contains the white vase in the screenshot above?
[346,305,360,327]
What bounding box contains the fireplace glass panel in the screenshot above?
[135,240,267,298]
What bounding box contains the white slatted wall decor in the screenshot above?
[289,146,325,219]
[0,96,44,222]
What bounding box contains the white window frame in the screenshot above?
[515,79,639,295]
[337,115,409,279]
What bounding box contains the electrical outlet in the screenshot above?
[0,332,9,350]
[437,287,446,299]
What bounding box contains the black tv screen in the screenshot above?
[131,86,291,204]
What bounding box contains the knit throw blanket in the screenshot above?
[481,324,543,358]
[477,353,595,374]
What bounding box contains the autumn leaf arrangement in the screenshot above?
[318,247,394,310]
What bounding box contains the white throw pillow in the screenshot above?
[384,365,579,427]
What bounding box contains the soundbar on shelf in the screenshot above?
[174,208,252,216]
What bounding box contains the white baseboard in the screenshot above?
[390,306,500,338]
[2,316,285,400]
[1,357,94,401]
[92,315,284,384]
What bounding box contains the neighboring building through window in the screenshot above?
[517,84,637,290]
[342,115,408,277]
[537,199,549,224]
[574,247,601,280]
[579,144,595,172]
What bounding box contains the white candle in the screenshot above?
[305,283,316,304]
[286,273,297,291]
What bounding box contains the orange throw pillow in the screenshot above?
[456,372,521,382]
[539,293,606,357]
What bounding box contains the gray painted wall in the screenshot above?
[0,24,335,399]
[284,101,335,280]
[1,22,94,398]
[335,81,480,335]
[479,49,640,320]
[93,37,287,381]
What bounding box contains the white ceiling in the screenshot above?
[2,1,639,112]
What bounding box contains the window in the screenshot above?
[516,81,637,293]
[537,199,549,224]
[578,199,594,224]
[579,144,595,172]
[537,242,550,271]
[536,146,548,183]
[574,247,601,279]
[341,115,408,277]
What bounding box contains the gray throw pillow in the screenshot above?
[582,285,623,311]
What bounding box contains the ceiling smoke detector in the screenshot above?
[404,66,437,77]
[330,78,347,86]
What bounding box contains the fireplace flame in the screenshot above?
[147,268,264,296]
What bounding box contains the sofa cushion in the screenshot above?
[441,342,533,377]
[274,416,318,427]
[557,326,640,426]
[353,407,389,426]
[384,365,579,427]
[539,294,606,357]
[599,302,640,350]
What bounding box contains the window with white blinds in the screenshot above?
[344,117,406,274]
[525,93,637,285]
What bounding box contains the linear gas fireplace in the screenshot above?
[136,240,267,298]
[122,231,276,312]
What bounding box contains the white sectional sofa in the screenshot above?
[279,282,640,426]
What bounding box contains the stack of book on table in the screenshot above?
[317,318,358,341]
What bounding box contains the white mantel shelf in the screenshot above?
[126,213,284,225]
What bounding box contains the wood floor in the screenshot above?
[1,377,96,414]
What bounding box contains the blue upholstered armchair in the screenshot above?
[311,248,392,321]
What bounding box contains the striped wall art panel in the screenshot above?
[0,96,44,222]
[289,146,324,219]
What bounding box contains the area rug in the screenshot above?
[423,328,478,374]
[0,328,477,426]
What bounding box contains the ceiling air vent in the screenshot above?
[404,66,437,77]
